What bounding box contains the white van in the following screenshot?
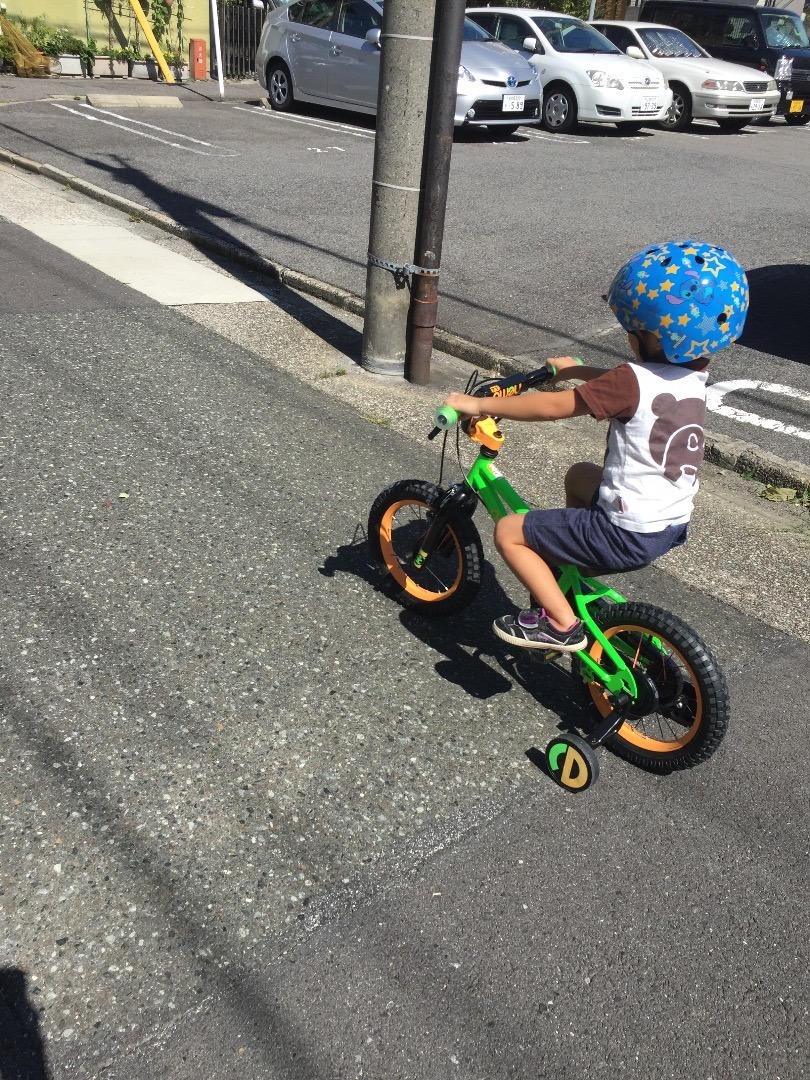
[467,6,673,133]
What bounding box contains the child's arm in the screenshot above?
[548,356,607,384]
[444,388,590,423]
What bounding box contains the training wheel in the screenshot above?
[545,733,599,792]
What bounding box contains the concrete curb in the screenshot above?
[2,145,809,495]
[85,95,183,108]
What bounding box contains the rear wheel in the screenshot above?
[658,83,692,132]
[716,118,749,132]
[368,480,484,617]
[577,601,729,772]
[267,60,294,112]
[784,113,810,126]
[542,84,577,134]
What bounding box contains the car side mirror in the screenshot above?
[522,36,539,53]
[366,28,381,47]
[626,45,645,59]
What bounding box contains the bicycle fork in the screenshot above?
[411,483,477,569]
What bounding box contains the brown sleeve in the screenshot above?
[574,364,639,422]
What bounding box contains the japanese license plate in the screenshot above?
[643,98,657,112]
[750,97,765,111]
[789,98,805,113]
[502,94,524,112]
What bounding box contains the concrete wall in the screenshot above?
[5,0,210,58]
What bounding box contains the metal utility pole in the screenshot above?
[406,0,466,385]
[361,0,437,377]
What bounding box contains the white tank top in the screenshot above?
[598,361,708,534]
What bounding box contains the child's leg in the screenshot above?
[493,514,578,630]
[565,462,603,509]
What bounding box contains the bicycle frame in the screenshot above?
[446,415,641,703]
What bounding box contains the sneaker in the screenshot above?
[493,609,587,653]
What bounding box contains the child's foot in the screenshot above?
[493,609,587,653]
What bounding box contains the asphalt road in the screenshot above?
[0,175,808,1079]
[0,76,808,471]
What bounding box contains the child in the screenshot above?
[443,240,749,653]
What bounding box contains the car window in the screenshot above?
[335,0,380,38]
[717,14,759,51]
[595,24,638,52]
[468,13,498,36]
[498,15,531,49]
[534,16,620,54]
[286,1,306,22]
[298,0,339,29]
[638,26,705,58]
[761,12,809,50]
[463,17,494,42]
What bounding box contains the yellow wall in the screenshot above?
[5,1,210,57]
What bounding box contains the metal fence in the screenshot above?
[213,4,265,80]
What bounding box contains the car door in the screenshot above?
[327,0,382,107]
[284,0,339,98]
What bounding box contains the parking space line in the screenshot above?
[52,102,214,155]
[234,105,375,140]
[78,103,220,148]
[520,129,589,144]
[707,380,810,441]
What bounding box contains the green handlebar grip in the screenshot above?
[549,357,583,378]
[434,405,460,429]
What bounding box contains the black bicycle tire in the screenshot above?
[577,601,729,772]
[368,479,484,617]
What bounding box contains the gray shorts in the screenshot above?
[521,504,688,574]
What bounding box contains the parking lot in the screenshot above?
[1,75,809,467]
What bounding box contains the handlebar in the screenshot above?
[427,363,558,439]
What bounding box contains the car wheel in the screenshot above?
[716,118,749,132]
[267,60,294,112]
[658,83,692,132]
[542,84,577,134]
[784,113,810,126]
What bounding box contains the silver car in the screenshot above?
[256,0,542,133]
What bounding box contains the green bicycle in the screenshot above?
[368,365,729,792]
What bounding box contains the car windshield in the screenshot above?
[638,27,705,58]
[534,16,620,54]
[760,12,809,50]
[374,4,492,41]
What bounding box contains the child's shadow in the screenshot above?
[319,528,594,736]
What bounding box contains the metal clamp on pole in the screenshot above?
[367,253,440,290]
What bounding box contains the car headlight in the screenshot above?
[767,79,778,92]
[458,65,476,83]
[774,55,793,81]
[586,69,624,90]
[701,79,744,91]
[530,64,539,78]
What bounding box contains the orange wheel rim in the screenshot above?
[379,499,462,603]
[587,624,703,751]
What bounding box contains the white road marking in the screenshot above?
[52,102,213,155]
[706,380,810,441]
[522,129,589,144]
[234,105,375,139]
[22,221,269,305]
[77,103,220,147]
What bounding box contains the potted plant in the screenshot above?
[162,48,188,81]
[112,45,139,78]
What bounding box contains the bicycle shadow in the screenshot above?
[318,527,596,732]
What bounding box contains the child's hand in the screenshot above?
[444,392,480,418]
[549,356,583,383]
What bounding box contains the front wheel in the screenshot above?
[542,85,577,133]
[658,84,692,132]
[784,113,810,126]
[267,60,294,112]
[577,601,729,772]
[368,480,484,617]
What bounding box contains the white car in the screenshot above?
[591,20,780,131]
[466,6,672,133]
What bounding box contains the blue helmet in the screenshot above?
[606,241,749,363]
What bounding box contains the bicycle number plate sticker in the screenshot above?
[502,95,524,112]
[488,465,503,478]
[750,97,765,111]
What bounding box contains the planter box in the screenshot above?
[130,59,158,80]
[57,53,89,77]
[92,55,128,78]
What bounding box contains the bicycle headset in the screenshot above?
[606,240,749,364]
